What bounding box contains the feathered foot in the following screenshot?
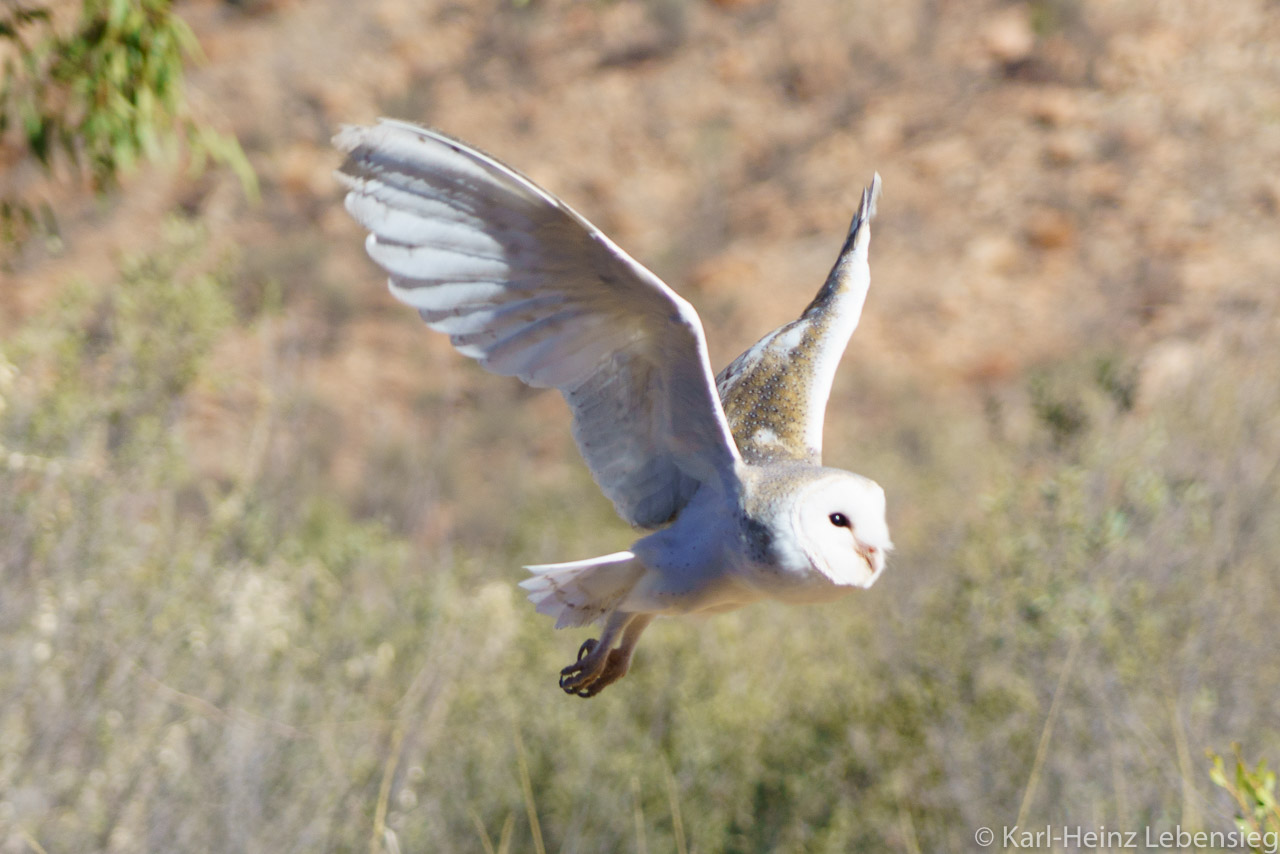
[557,613,653,698]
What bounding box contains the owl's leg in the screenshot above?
[559,611,651,697]
[574,613,653,698]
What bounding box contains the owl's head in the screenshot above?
[791,470,892,589]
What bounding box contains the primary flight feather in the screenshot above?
[336,120,891,697]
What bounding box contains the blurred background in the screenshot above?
[2,0,1279,851]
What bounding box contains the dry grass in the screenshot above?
[1,227,1277,851]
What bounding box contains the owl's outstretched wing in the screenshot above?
[336,120,741,529]
[716,174,881,465]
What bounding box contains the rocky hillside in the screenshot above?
[7,0,1278,501]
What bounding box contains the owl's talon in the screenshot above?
[558,647,630,698]
[559,636,611,695]
[555,613,652,698]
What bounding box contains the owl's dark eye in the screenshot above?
[829,512,851,528]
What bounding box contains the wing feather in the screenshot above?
[336,120,741,528]
[716,174,881,464]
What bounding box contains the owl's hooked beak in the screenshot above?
[855,540,880,573]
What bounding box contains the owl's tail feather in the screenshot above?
[520,551,645,629]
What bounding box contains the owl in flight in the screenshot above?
[336,120,891,698]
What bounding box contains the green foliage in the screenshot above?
[1093,355,1137,412]
[1029,369,1089,447]
[0,0,256,245]
[1210,746,1280,851]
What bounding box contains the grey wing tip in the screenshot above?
[829,171,880,256]
[332,119,415,149]
[849,172,882,234]
[332,124,377,195]
[332,124,367,154]
[838,172,882,254]
[332,118,443,153]
[866,172,882,217]
[373,116,434,138]
[332,119,440,190]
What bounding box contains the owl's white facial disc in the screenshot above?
[793,472,893,588]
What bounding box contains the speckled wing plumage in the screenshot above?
[335,120,742,529]
[716,175,881,465]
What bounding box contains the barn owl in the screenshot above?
[336,120,891,698]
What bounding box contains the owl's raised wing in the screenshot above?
[336,120,741,529]
[716,175,880,465]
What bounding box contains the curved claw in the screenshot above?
[558,669,578,691]
[559,636,603,692]
[562,649,629,699]
[555,613,648,699]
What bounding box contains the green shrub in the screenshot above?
[1210,746,1280,853]
[0,0,255,246]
